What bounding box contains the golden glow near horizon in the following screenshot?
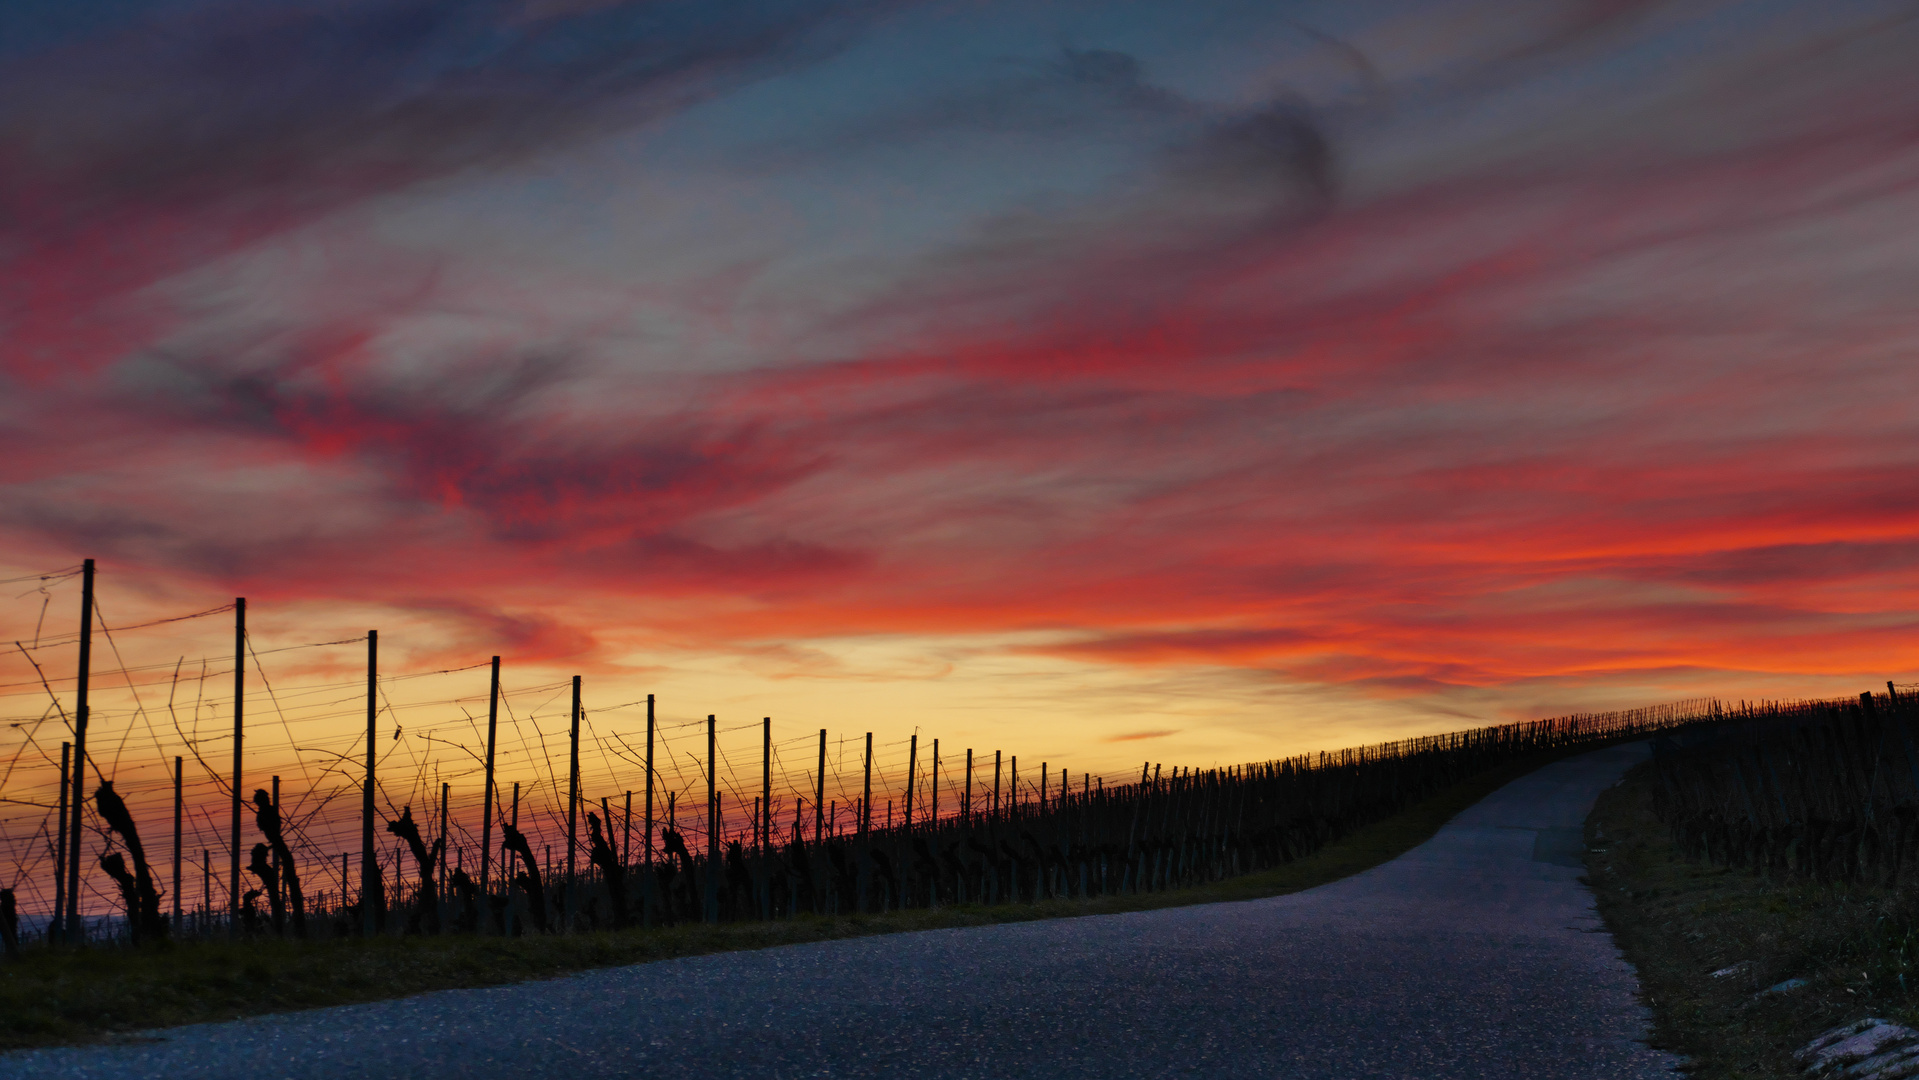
[6,1,1919,925]
[0,557,1880,923]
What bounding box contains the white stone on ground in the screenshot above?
[1798,1019,1919,1078]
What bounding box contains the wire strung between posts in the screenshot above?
[26,602,235,652]
[3,591,1732,942]
[0,566,84,588]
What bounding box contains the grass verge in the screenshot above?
[3,746,1587,1050]
[1587,759,1919,1077]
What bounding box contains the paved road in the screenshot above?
[8,742,1678,1079]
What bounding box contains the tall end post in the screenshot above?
[362,630,378,938]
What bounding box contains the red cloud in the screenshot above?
[6,2,1919,705]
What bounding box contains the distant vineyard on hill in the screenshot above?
[1647,684,1919,886]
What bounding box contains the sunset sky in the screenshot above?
[4,0,1919,840]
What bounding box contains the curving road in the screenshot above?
[7,742,1678,1079]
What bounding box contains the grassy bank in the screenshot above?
[2,745,1587,1050]
[1587,759,1919,1077]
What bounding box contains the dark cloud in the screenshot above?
[791,41,1333,213]
[615,533,871,592]
[398,597,596,661]
[1053,47,1187,113]
[1478,0,1667,74]
[0,493,349,585]
[772,43,1197,165]
[1039,627,1322,666]
[1181,103,1335,206]
[1103,728,1178,742]
[2,0,896,224]
[1631,539,1919,589]
[1054,45,1339,205]
[0,0,903,379]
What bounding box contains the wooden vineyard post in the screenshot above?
[761,718,772,853]
[929,738,940,909]
[566,675,581,933]
[508,788,522,937]
[994,751,1002,820]
[1060,769,1070,899]
[815,730,826,844]
[705,715,718,924]
[1084,770,1094,897]
[52,742,68,942]
[760,716,772,920]
[961,747,974,902]
[173,756,183,930]
[859,732,873,913]
[362,630,378,938]
[438,782,450,922]
[223,590,240,942]
[623,790,633,868]
[643,694,655,927]
[1010,756,1023,898]
[1036,763,1048,899]
[963,747,972,826]
[479,657,500,924]
[64,558,96,946]
[861,733,874,835]
[904,734,917,831]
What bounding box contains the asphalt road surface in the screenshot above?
[8,741,1678,1079]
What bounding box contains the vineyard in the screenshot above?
[1648,685,1919,885]
[1,560,1726,955]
